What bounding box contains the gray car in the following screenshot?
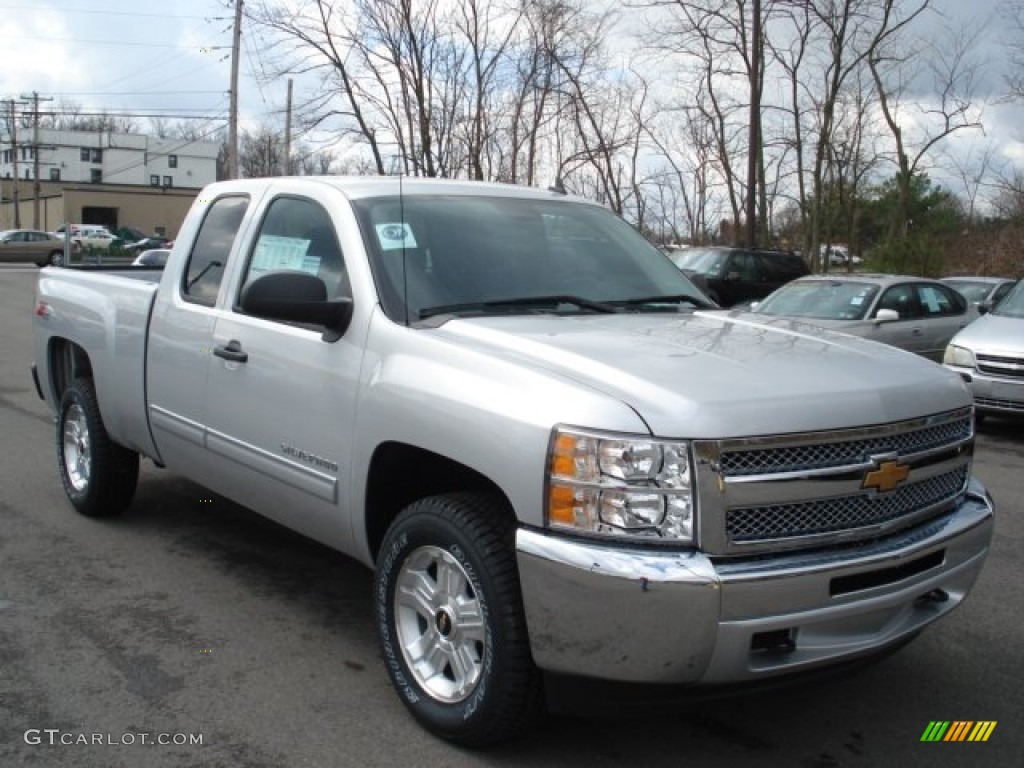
[944,279,1024,419]
[741,274,978,361]
[941,276,1017,311]
[0,229,67,267]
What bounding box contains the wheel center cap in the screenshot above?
[435,609,454,638]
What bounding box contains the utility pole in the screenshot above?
[21,91,53,228]
[227,0,244,179]
[8,100,20,228]
[283,78,293,175]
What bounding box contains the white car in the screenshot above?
[73,228,117,250]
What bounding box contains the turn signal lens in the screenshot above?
[545,427,693,542]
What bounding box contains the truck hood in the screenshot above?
[429,311,971,438]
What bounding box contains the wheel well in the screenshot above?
[365,442,511,561]
[48,338,92,400]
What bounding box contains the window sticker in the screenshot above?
[375,222,418,251]
[850,296,865,306]
[250,235,320,276]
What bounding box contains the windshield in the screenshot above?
[943,281,991,303]
[993,280,1024,318]
[353,195,705,322]
[755,280,880,320]
[668,247,729,277]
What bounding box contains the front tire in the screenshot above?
[374,493,542,746]
[57,378,139,517]
[47,250,64,266]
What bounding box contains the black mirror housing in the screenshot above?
[239,270,353,340]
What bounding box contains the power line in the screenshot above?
[13,35,230,50]
[0,5,224,20]
[51,91,226,97]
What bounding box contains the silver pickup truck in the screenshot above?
[32,177,994,746]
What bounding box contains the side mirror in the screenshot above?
[874,308,900,324]
[239,270,353,341]
[977,300,992,315]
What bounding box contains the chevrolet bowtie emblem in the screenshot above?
[863,460,910,493]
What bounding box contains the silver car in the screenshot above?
[941,276,1017,311]
[743,274,978,361]
[944,279,1024,419]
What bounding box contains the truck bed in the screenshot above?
[34,265,164,459]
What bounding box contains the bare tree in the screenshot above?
[1002,0,1024,104]
[248,0,387,174]
[239,126,285,178]
[869,13,986,259]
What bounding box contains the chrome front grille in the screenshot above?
[720,417,972,477]
[694,408,973,555]
[726,466,968,543]
[976,354,1024,378]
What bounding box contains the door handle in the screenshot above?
[911,327,923,336]
[213,339,248,363]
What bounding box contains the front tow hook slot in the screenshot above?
[751,628,797,655]
[916,588,949,604]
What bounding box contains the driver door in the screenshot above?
[201,191,362,551]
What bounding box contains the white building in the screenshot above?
[0,128,219,189]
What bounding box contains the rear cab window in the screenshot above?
[182,195,250,306]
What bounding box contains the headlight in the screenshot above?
[943,345,976,368]
[546,427,694,542]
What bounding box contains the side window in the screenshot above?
[918,284,964,316]
[182,195,249,306]
[240,196,348,305]
[760,255,791,283]
[784,254,809,278]
[875,284,920,319]
[731,252,761,282]
[993,282,1014,305]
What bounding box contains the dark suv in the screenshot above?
[668,246,810,307]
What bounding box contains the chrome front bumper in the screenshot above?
[515,478,994,685]
[948,365,1024,414]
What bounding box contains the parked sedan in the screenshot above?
[131,248,171,267]
[941,276,1017,312]
[73,229,119,250]
[742,274,978,361]
[944,279,1024,419]
[0,229,67,267]
[124,236,171,253]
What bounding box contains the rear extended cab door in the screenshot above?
[147,188,264,469]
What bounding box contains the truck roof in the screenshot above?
[198,176,597,204]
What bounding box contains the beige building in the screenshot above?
[1,179,199,238]
[1,128,219,236]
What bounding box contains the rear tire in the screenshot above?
[374,493,542,746]
[57,378,139,517]
[48,250,64,267]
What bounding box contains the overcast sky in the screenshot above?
[1,0,1021,189]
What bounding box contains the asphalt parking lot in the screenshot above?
[0,264,1021,767]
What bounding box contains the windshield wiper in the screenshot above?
[607,294,717,310]
[419,295,618,320]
